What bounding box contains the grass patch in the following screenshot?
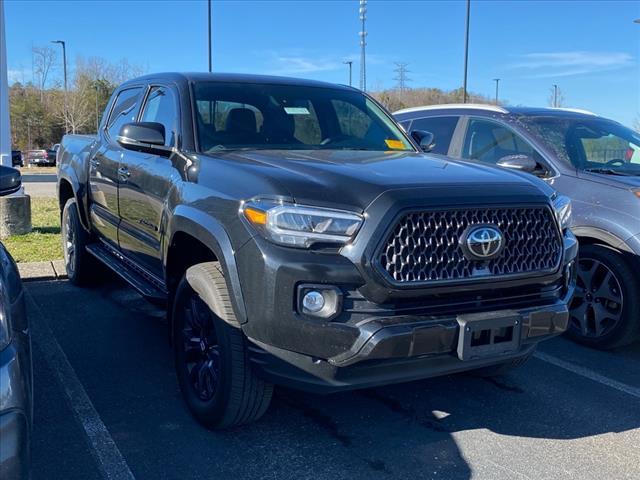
[4,197,62,263]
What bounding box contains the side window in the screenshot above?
[462,118,534,164]
[410,116,459,155]
[106,87,143,141]
[140,87,178,147]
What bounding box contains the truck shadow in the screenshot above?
[27,279,640,480]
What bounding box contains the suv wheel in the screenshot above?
[61,198,100,286]
[567,244,640,349]
[172,262,273,429]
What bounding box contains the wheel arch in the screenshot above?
[57,168,90,231]
[165,206,248,327]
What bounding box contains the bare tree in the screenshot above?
[547,85,566,108]
[32,46,57,101]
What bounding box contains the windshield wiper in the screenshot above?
[583,167,635,176]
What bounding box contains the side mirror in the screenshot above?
[117,122,168,154]
[411,130,436,153]
[496,154,539,174]
[0,166,22,197]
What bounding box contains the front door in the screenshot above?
[118,85,180,278]
[89,86,144,246]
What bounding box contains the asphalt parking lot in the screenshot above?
[26,278,640,480]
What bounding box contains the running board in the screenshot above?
[86,243,168,304]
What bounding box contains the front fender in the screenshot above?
[572,225,637,254]
[166,206,248,324]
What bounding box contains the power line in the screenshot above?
[393,63,411,94]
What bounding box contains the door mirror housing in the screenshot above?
[496,154,539,173]
[117,122,169,155]
[411,130,436,153]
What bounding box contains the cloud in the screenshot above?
[264,53,340,75]
[509,51,635,78]
[7,67,30,84]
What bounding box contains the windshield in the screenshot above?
[520,116,640,176]
[193,82,414,153]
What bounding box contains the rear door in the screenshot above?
[117,85,180,277]
[89,86,144,246]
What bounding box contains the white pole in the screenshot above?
[0,0,12,167]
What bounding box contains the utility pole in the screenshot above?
[493,78,500,105]
[343,60,353,87]
[359,0,367,92]
[208,0,212,72]
[553,84,558,107]
[462,0,471,103]
[394,63,411,95]
[51,40,68,133]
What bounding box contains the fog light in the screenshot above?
[302,291,325,313]
[297,284,343,320]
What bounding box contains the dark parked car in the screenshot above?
[11,150,22,168]
[57,73,577,429]
[0,166,22,197]
[395,104,640,349]
[0,242,32,479]
[46,144,60,165]
[26,149,54,167]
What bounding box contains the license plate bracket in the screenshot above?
[457,311,522,361]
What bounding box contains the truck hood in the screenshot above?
[204,149,550,210]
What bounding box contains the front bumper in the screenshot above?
[236,226,577,392]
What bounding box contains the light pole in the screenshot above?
[634,19,640,23]
[553,84,558,107]
[359,0,367,92]
[343,60,353,87]
[94,82,99,132]
[462,0,471,103]
[207,0,212,72]
[51,40,68,132]
[493,78,500,105]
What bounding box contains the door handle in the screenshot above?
[118,166,131,181]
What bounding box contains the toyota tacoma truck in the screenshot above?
[57,73,577,429]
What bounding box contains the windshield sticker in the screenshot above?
[385,139,405,150]
[284,107,310,115]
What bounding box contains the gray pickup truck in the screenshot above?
[57,73,577,429]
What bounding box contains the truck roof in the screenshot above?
[120,72,356,91]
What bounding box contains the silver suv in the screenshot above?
[394,105,640,349]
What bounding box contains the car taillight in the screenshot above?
[625,148,633,161]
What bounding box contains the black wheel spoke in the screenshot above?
[179,292,221,402]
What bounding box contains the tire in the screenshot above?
[566,244,640,349]
[471,349,534,377]
[61,198,100,286]
[172,262,273,429]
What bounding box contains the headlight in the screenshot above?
[241,200,364,248]
[552,194,572,231]
[0,278,11,350]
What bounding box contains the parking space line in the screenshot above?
[534,351,640,399]
[27,291,136,480]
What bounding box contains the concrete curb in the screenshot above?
[18,260,67,281]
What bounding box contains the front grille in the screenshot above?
[378,206,562,285]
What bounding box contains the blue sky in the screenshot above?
[5,0,640,126]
